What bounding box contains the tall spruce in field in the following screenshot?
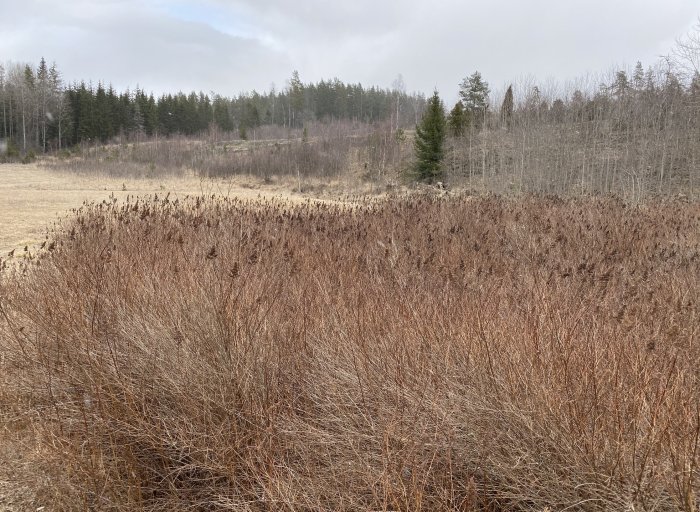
[412,90,446,183]
[501,84,514,129]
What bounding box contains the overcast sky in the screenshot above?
[1,0,698,100]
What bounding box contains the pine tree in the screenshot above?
[459,71,490,128]
[412,90,446,183]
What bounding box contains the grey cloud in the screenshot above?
[2,0,291,94]
[1,0,698,100]
[215,0,409,38]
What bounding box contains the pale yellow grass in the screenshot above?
[0,163,327,258]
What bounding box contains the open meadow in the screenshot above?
[0,162,344,259]
[0,173,699,510]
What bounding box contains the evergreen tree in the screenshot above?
[447,101,467,137]
[501,84,514,128]
[612,70,630,98]
[94,83,107,141]
[37,58,49,151]
[644,67,657,94]
[412,90,446,183]
[289,70,304,127]
[199,93,213,132]
[551,98,565,123]
[243,99,260,130]
[213,96,233,132]
[131,92,144,137]
[459,71,490,128]
[633,61,645,90]
[118,90,132,136]
[21,65,36,151]
[48,63,67,150]
[144,93,158,135]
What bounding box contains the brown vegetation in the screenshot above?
[44,121,408,185]
[1,195,699,510]
[0,163,319,258]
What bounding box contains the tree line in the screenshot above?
[3,18,700,200]
[0,63,426,154]
[412,20,700,199]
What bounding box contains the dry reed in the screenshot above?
[0,195,699,511]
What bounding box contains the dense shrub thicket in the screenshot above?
[1,195,699,510]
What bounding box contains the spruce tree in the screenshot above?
[501,85,514,129]
[95,82,112,142]
[447,101,467,137]
[289,70,304,127]
[633,61,645,91]
[48,63,66,150]
[37,58,49,151]
[412,90,446,183]
[612,70,630,98]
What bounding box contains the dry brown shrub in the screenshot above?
[1,195,699,510]
[44,121,399,184]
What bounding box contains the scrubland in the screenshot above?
[1,193,698,511]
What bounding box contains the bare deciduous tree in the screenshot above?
[672,17,700,79]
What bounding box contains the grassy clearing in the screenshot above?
[0,194,698,510]
[0,163,362,259]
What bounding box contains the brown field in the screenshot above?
[1,190,699,511]
[0,163,350,259]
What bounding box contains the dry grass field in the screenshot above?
[0,163,343,258]
[1,187,699,511]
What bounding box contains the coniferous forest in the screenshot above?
[0,61,425,151]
